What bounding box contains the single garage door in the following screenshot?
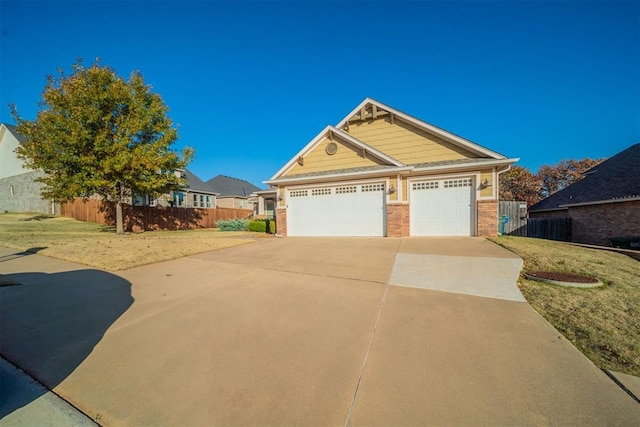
[410,177,474,236]
[287,183,386,236]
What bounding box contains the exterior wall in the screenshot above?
[346,116,477,164]
[276,207,287,236]
[0,126,31,179]
[568,201,640,246]
[477,200,498,237]
[479,169,494,198]
[0,171,53,214]
[285,135,385,176]
[216,196,252,210]
[386,203,409,237]
[529,209,569,219]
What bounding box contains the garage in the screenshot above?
[286,183,386,236]
[410,177,474,236]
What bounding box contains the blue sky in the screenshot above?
[1,1,638,189]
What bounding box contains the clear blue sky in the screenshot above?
[1,1,638,189]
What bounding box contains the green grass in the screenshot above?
[491,235,640,376]
[0,213,268,271]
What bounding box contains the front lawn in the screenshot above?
[491,236,640,376]
[0,213,267,271]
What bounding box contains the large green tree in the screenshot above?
[11,60,193,234]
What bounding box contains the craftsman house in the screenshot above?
[266,99,518,237]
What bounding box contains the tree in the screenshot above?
[537,158,604,197]
[499,166,543,207]
[11,59,194,234]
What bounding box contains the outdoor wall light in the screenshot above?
[388,185,396,194]
[481,179,491,187]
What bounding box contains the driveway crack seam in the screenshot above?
[343,240,401,426]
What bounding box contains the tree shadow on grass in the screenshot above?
[0,269,133,418]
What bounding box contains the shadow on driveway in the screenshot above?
[0,267,133,419]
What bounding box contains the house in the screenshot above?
[135,169,218,209]
[265,98,518,237]
[528,143,640,246]
[0,123,57,214]
[206,175,263,210]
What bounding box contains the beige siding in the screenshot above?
[480,170,494,198]
[284,136,386,176]
[347,117,478,164]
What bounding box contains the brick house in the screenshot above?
[528,143,640,246]
[265,98,518,237]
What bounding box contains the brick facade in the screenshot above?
[477,200,498,237]
[276,207,287,236]
[386,203,409,237]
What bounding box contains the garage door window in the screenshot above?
[412,181,438,190]
[444,178,472,188]
[290,190,308,197]
[336,186,356,194]
[361,183,384,192]
[311,188,332,196]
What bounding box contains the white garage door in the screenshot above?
[410,177,474,236]
[287,183,385,236]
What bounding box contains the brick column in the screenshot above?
[276,207,287,236]
[477,200,498,237]
[386,203,409,237]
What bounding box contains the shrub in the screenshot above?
[216,218,249,231]
[247,218,276,234]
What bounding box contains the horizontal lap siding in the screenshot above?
[285,136,385,176]
[347,118,477,164]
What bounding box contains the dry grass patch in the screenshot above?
[0,213,268,271]
[491,236,640,376]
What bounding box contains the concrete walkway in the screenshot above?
[1,238,638,426]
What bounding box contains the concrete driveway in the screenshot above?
[1,238,638,426]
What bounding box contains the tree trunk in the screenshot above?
[116,201,124,234]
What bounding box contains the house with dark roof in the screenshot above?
[133,169,218,209]
[0,123,57,214]
[206,175,263,210]
[529,143,640,246]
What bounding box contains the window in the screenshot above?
[174,191,185,207]
[336,186,357,194]
[290,190,308,197]
[9,185,14,197]
[199,195,204,208]
[148,195,156,206]
[206,196,211,208]
[361,183,384,192]
[311,188,331,196]
[413,181,438,191]
[444,178,472,188]
[193,194,199,207]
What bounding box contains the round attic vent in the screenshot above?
[326,142,338,155]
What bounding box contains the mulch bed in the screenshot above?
[526,271,600,284]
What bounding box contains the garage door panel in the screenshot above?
[410,178,473,236]
[287,183,385,237]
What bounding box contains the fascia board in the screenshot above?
[336,98,507,160]
[559,196,640,208]
[412,158,520,173]
[265,166,413,186]
[268,125,334,180]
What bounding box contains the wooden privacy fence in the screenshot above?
[527,217,572,241]
[60,198,253,232]
[498,201,528,236]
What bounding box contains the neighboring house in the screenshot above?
[134,169,218,209]
[251,188,278,218]
[206,175,263,210]
[529,143,640,246]
[0,123,57,214]
[266,98,518,237]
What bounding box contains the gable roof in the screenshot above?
[182,169,218,194]
[336,98,507,160]
[206,175,263,198]
[529,143,640,211]
[269,125,405,180]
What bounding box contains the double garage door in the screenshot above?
[286,177,474,237]
[286,183,386,236]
